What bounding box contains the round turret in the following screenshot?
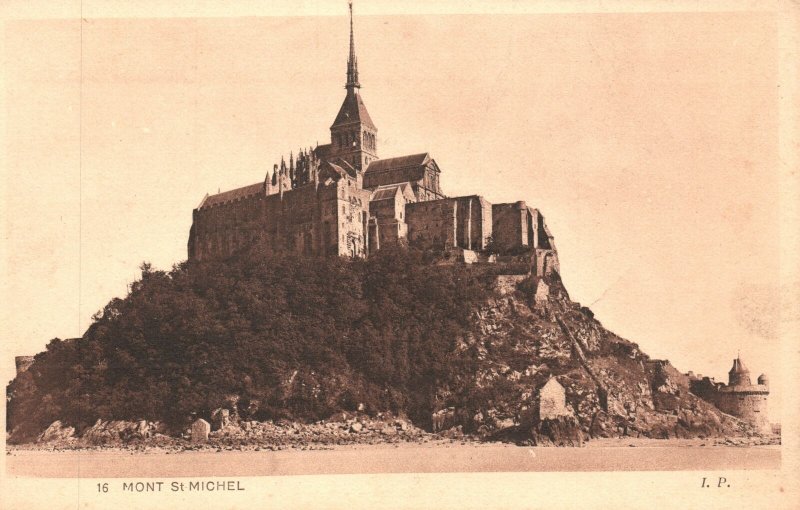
[515,200,527,210]
[728,357,751,386]
[757,373,768,387]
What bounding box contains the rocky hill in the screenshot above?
[459,273,753,444]
[6,248,755,446]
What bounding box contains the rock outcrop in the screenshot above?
[441,273,758,442]
[36,421,75,444]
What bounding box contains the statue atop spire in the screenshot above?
[346,0,360,89]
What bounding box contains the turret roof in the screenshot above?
[729,357,750,374]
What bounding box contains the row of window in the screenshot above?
[333,130,376,150]
[364,131,376,150]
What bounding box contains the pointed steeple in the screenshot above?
[346,0,360,89]
[329,0,377,171]
[331,1,375,131]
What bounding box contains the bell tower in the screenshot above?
[329,0,378,173]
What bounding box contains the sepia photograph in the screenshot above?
[2,0,798,508]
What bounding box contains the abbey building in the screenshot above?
[188,2,559,277]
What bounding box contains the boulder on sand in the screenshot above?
[192,419,211,443]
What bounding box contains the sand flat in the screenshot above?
[6,442,781,478]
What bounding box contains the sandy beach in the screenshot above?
[6,439,780,478]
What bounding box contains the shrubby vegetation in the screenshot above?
[7,248,495,437]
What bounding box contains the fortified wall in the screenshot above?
[687,357,770,433]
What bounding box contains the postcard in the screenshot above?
[2,1,798,508]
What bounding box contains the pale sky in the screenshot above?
[1,3,793,412]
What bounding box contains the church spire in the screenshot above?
[346,0,360,89]
[329,0,376,170]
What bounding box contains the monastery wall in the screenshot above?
[492,202,534,252]
[406,198,457,250]
[368,195,407,249]
[189,177,375,261]
[454,196,492,251]
[333,180,371,257]
[405,196,492,252]
[189,193,265,261]
[533,209,554,250]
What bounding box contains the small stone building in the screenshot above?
[191,418,211,443]
[538,377,571,421]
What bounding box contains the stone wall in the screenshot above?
[531,209,556,250]
[15,356,35,375]
[492,202,531,252]
[533,249,560,277]
[454,196,492,251]
[689,374,770,434]
[335,180,372,257]
[715,388,770,433]
[405,198,458,250]
[490,204,562,278]
[188,192,265,261]
[405,195,492,252]
[189,176,373,261]
[688,377,722,402]
[189,163,559,267]
[368,187,412,250]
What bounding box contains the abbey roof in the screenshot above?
[370,183,414,202]
[198,182,263,209]
[366,153,430,173]
[363,153,436,189]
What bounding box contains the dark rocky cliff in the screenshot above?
[453,273,753,443]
